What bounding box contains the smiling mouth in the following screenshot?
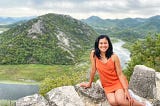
[102,47,107,49]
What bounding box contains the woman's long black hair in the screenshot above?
[94,35,113,59]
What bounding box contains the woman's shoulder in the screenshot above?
[111,53,119,61]
[91,49,95,53]
[90,49,95,55]
[112,53,118,57]
[90,49,96,59]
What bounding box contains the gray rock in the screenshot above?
[129,65,156,99]
[46,86,84,106]
[156,72,160,101]
[75,83,106,103]
[16,93,49,106]
[28,20,44,38]
[153,100,160,106]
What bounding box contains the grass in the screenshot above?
[0,50,91,84]
[0,64,84,83]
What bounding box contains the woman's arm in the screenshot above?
[80,50,96,88]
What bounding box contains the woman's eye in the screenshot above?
[100,42,107,44]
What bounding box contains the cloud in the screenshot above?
[0,0,160,19]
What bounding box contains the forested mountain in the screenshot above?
[0,13,98,65]
[0,16,35,25]
[82,15,160,42]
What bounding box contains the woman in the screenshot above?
[80,35,145,106]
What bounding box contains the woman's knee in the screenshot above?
[108,99,124,106]
[116,99,124,105]
[107,98,118,106]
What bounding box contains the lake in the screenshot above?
[0,83,39,100]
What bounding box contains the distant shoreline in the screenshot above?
[0,80,39,85]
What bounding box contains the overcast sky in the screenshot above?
[0,0,160,19]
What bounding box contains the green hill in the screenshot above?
[82,15,160,42]
[0,13,98,65]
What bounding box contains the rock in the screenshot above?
[16,94,49,106]
[75,83,106,103]
[75,82,110,106]
[156,72,160,101]
[28,19,44,38]
[129,65,156,99]
[46,86,84,106]
[153,100,160,106]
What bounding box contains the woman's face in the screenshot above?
[98,37,109,53]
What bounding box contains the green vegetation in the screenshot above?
[0,64,72,81]
[0,63,89,83]
[39,49,91,95]
[39,70,86,95]
[82,15,160,43]
[124,34,160,80]
[0,13,98,65]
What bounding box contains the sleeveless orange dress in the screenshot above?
[96,56,123,93]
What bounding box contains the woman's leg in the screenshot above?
[106,92,119,106]
[115,89,145,106]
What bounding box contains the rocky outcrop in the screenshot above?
[129,65,160,106]
[28,20,44,39]
[46,86,84,106]
[16,83,110,106]
[75,82,110,106]
[16,94,49,106]
[156,72,160,101]
[129,65,156,99]
[16,65,160,106]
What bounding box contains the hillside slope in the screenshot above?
[82,15,160,41]
[0,13,98,65]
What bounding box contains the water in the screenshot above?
[113,40,131,69]
[0,83,39,100]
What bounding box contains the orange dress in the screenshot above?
[96,57,123,93]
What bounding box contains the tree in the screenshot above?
[124,33,160,80]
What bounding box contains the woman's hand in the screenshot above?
[80,82,91,88]
[124,89,134,106]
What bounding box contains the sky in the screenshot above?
[0,0,160,19]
